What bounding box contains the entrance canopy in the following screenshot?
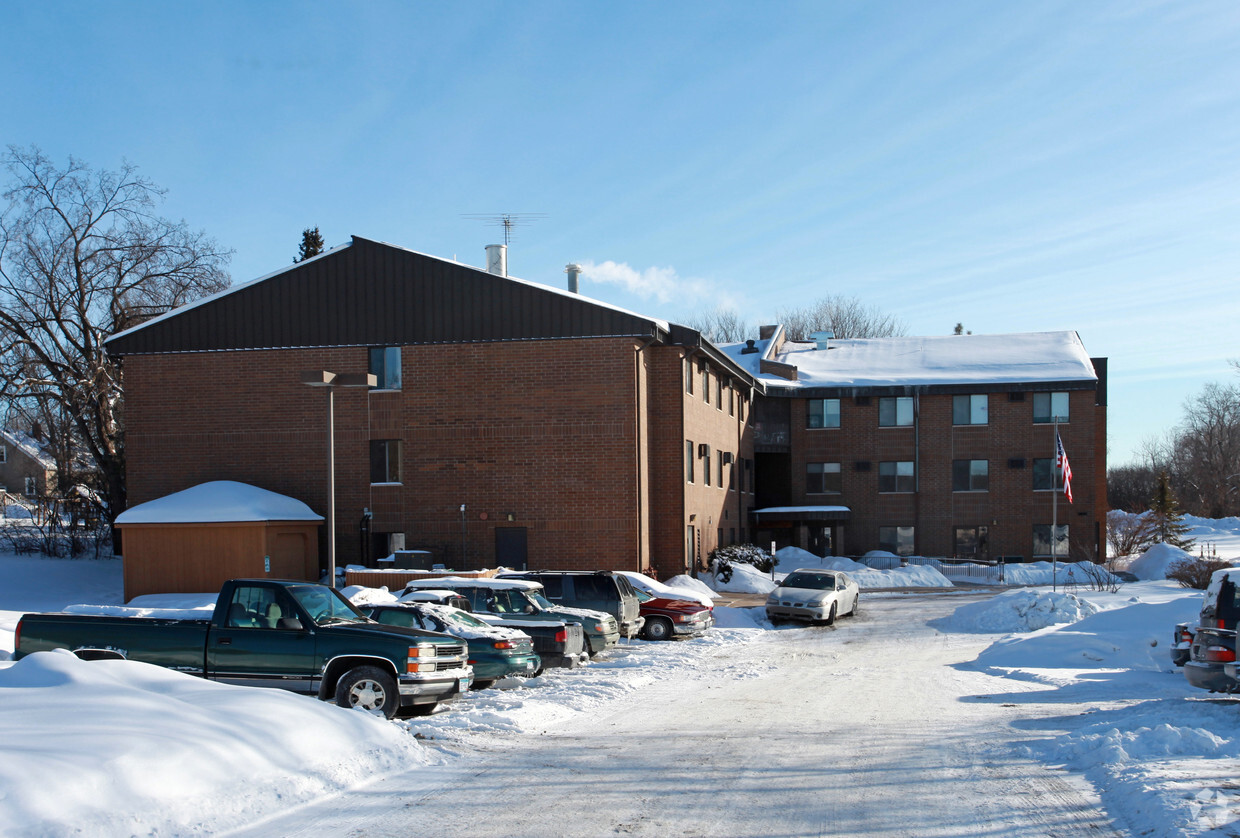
[752,505,851,524]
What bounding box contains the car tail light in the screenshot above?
[1177,628,1194,643]
[554,628,567,643]
[1204,645,1237,663]
[406,644,436,674]
[14,618,21,651]
[1219,619,1228,630]
[492,640,518,650]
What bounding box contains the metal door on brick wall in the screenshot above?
[495,527,528,570]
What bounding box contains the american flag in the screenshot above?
[1056,432,1073,504]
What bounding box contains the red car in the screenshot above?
[635,589,714,641]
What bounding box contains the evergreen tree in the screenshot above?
[295,227,324,262]
[1148,471,1196,550]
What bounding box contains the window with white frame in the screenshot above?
[806,462,841,494]
[878,461,915,493]
[807,398,841,429]
[952,459,989,492]
[952,394,988,425]
[878,397,914,427]
[24,476,37,497]
[1033,392,1069,423]
[686,441,695,483]
[0,445,6,464]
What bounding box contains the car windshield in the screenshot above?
[526,591,553,612]
[782,572,836,590]
[438,608,490,629]
[289,585,367,626]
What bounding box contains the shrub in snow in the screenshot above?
[709,544,775,582]
[1167,555,1232,590]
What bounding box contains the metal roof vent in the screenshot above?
[565,263,582,294]
[740,339,759,355]
[809,330,834,350]
[485,244,507,276]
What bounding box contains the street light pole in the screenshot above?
[302,370,375,588]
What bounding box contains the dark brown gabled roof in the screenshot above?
[105,237,674,356]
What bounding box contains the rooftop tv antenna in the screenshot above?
[462,212,547,246]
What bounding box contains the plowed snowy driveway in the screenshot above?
[231,590,1120,837]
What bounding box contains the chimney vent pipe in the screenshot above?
[485,244,507,277]
[565,263,582,294]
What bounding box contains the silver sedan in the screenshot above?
[765,569,860,625]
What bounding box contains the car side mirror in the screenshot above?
[278,617,304,631]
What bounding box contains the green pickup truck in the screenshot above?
[14,579,472,719]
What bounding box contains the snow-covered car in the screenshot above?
[765,569,859,625]
[632,588,714,640]
[366,602,540,689]
[615,570,715,608]
[1184,568,1240,692]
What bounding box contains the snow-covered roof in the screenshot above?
[722,331,1097,391]
[115,481,323,525]
[0,429,55,470]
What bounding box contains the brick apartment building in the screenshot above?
[105,236,1107,582]
[726,326,1107,563]
[105,237,757,580]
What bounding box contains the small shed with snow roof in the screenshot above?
[115,481,323,600]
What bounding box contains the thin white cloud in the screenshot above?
[581,258,733,305]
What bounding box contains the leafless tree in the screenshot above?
[1105,509,1156,558]
[1169,382,1240,518]
[775,294,908,341]
[685,306,752,344]
[0,146,231,526]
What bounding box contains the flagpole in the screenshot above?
[1052,417,1059,593]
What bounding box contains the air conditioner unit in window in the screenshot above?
[722,452,734,464]
[698,443,710,457]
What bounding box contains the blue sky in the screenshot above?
[4,1,1239,465]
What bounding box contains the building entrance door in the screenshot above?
[495,527,528,570]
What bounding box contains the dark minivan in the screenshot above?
[501,571,644,640]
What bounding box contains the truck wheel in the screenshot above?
[335,666,399,718]
[825,603,837,626]
[642,617,673,641]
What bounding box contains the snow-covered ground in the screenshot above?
[1,515,1239,836]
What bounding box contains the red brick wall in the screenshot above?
[124,337,653,573]
[785,388,1105,561]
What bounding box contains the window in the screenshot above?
[369,440,401,484]
[952,394,988,425]
[685,359,694,395]
[1033,392,1069,423]
[728,387,735,416]
[1033,524,1069,558]
[703,445,712,487]
[954,526,990,560]
[24,476,37,497]
[952,459,989,492]
[716,377,723,410]
[717,451,724,488]
[878,461,915,493]
[702,367,710,403]
[879,526,915,557]
[0,445,6,464]
[368,347,402,390]
[806,462,842,494]
[686,441,695,483]
[807,398,841,429]
[1032,458,1054,491]
[878,397,914,427]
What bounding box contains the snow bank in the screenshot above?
[0,650,426,837]
[704,562,777,594]
[970,594,1201,676]
[1022,699,1240,838]
[1128,543,1196,580]
[940,590,1100,634]
[662,574,718,601]
[997,560,1121,587]
[772,549,953,589]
